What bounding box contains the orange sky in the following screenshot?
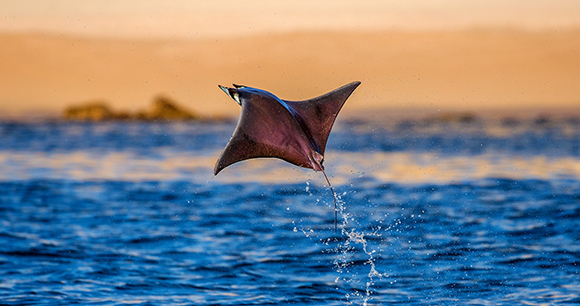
[1,1,579,118]
[3,0,580,38]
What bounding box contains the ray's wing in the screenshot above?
[283,81,360,155]
[214,95,315,175]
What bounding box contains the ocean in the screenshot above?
[1,115,579,305]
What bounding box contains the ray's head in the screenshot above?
[218,84,246,106]
[218,84,281,107]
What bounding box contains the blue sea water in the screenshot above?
[1,116,580,305]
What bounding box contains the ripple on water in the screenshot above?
[1,121,580,305]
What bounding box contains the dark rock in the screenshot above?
[423,112,478,126]
[142,96,198,121]
[62,95,201,122]
[501,117,520,127]
[438,112,477,124]
[534,115,550,126]
[63,102,114,121]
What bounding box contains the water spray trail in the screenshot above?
[300,179,390,305]
[330,191,389,305]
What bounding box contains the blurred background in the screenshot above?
[1,0,579,119]
[2,2,580,305]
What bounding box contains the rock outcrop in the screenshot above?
[63,96,199,122]
[63,102,114,121]
[136,96,198,121]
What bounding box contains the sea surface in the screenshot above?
[1,115,580,305]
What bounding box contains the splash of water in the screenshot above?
[329,191,390,306]
[296,178,396,305]
[293,178,392,306]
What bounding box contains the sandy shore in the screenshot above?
[1,29,579,119]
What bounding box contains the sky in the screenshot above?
[2,0,580,38]
[1,0,579,118]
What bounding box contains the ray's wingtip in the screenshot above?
[350,80,362,87]
[213,163,223,176]
[339,81,361,92]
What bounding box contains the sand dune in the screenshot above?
[1,29,579,119]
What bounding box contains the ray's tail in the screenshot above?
[321,170,338,233]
